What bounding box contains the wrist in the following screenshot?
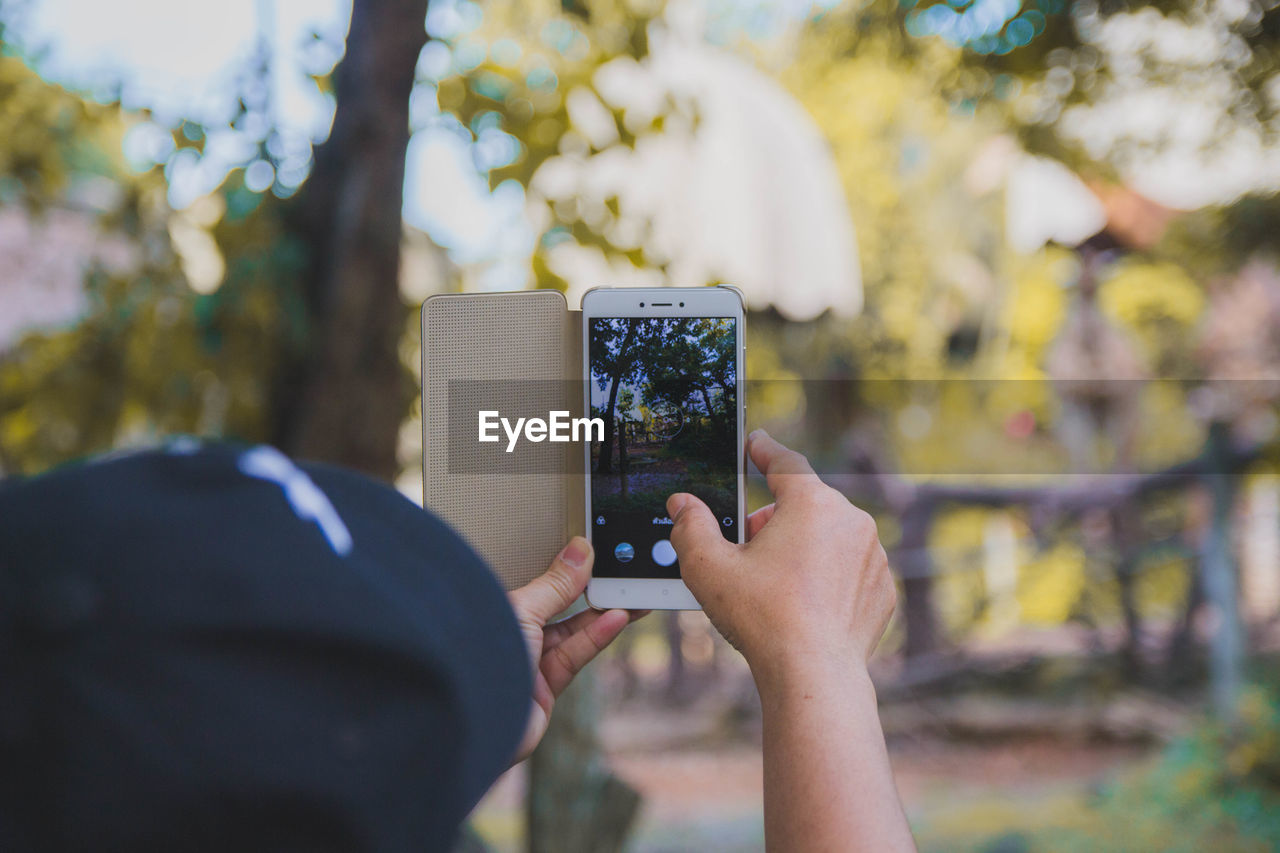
[747,640,874,703]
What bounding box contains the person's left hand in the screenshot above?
[507,536,644,763]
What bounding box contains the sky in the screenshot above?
[6,0,1279,283]
[6,0,842,292]
[8,0,548,286]
[15,0,349,200]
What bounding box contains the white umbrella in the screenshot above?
[535,31,862,320]
[967,135,1107,253]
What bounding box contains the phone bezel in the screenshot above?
[581,286,746,611]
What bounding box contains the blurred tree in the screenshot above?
[527,675,640,852]
[877,0,1280,170]
[770,0,1280,673]
[418,0,1280,678]
[0,0,426,481]
[267,0,427,480]
[590,317,642,475]
[0,52,283,473]
[434,0,679,291]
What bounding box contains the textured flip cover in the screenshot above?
[421,291,585,591]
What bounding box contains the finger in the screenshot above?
[545,607,601,645]
[540,608,630,696]
[546,606,649,650]
[746,503,776,541]
[748,429,818,501]
[667,492,735,570]
[509,537,593,626]
[544,606,608,648]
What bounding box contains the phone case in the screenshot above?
[421,286,743,592]
[421,290,585,590]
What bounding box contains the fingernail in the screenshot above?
[667,493,689,518]
[561,536,591,568]
[749,428,769,443]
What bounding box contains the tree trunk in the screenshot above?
[596,321,638,476]
[527,672,640,853]
[697,386,713,420]
[617,417,629,498]
[1111,503,1145,682]
[271,0,427,479]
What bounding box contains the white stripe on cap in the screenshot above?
[237,445,354,556]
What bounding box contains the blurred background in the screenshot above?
[2,0,1280,849]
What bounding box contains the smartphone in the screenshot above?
[582,286,746,610]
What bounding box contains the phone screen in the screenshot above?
[588,316,739,579]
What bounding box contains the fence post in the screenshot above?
[898,498,939,659]
[1200,420,1244,721]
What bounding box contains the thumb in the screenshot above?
[510,537,593,625]
[667,493,733,570]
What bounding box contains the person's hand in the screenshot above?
[666,430,896,684]
[506,536,644,763]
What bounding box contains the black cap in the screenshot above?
[0,442,531,852]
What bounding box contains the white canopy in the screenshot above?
[534,32,863,320]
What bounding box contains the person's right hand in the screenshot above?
[666,429,896,682]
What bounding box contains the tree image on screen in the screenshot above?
[589,317,737,527]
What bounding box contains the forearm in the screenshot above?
[756,657,914,853]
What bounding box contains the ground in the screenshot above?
[472,712,1155,852]
[467,623,1178,852]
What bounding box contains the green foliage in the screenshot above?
[1159,193,1280,279]
[896,0,1280,164]
[434,0,688,289]
[1098,260,1205,376]
[908,682,1280,852]
[0,55,295,475]
[0,55,106,205]
[1027,684,1280,851]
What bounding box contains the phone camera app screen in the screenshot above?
[589,316,738,579]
